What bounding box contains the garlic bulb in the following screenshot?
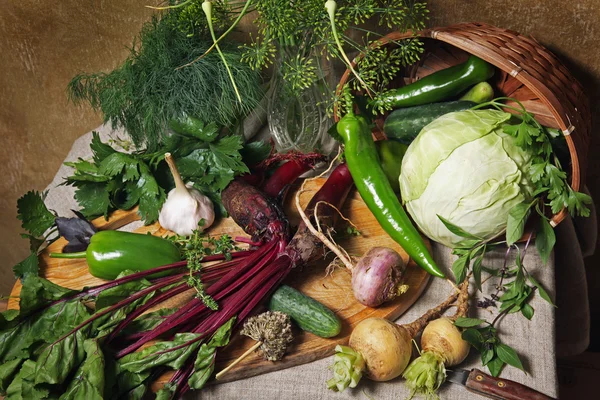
[158,153,215,236]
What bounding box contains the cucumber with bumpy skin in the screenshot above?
[269,285,342,338]
[383,101,476,144]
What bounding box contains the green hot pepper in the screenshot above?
[377,140,408,193]
[337,113,444,278]
[50,230,181,280]
[373,55,494,110]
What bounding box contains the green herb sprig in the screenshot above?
[168,227,240,310]
[454,317,525,377]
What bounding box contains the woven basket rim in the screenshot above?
[334,22,589,228]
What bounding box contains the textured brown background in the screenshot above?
[1,0,598,317]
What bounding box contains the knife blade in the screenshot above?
[445,368,556,400]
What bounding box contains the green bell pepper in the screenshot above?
[50,230,182,280]
[377,140,408,193]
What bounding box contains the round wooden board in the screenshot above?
[9,178,430,388]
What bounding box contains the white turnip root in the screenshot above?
[402,280,471,398]
[327,282,466,390]
[351,247,408,307]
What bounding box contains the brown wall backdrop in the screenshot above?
[1,0,599,307]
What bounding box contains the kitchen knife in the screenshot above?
[445,368,555,400]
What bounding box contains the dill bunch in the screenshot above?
[68,12,263,151]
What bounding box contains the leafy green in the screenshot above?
[506,202,532,246]
[66,129,249,224]
[34,330,87,385]
[118,333,203,373]
[460,323,524,377]
[454,317,486,328]
[16,191,55,238]
[68,12,262,151]
[188,317,236,390]
[59,339,105,400]
[5,360,49,400]
[535,217,556,265]
[12,252,39,279]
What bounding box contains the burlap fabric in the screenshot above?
[42,124,596,399]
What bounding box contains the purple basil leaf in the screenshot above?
[55,210,97,252]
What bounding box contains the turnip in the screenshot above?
[402,280,471,398]
[327,282,465,391]
[295,175,409,308]
[351,247,408,307]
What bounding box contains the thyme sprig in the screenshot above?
[168,227,240,310]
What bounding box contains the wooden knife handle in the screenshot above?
[465,369,555,400]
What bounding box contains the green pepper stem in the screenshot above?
[49,251,86,259]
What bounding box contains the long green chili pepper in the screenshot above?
[336,113,444,278]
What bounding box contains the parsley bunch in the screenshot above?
[64,121,269,224]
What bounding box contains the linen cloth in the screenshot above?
[42,124,594,399]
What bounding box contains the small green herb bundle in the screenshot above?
[68,9,263,151]
[64,121,269,224]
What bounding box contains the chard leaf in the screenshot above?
[188,317,236,390]
[17,191,55,238]
[0,290,90,364]
[95,278,153,310]
[156,383,177,400]
[34,330,87,385]
[506,202,532,245]
[495,344,524,371]
[0,358,24,394]
[59,339,104,400]
[122,308,177,335]
[118,333,202,373]
[240,141,272,166]
[18,276,76,315]
[5,360,49,400]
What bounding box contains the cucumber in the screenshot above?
[269,285,342,338]
[383,100,476,144]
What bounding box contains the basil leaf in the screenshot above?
[535,218,556,265]
[486,356,504,377]
[461,328,484,351]
[528,275,555,306]
[452,254,469,284]
[437,215,481,239]
[454,317,486,328]
[506,202,532,245]
[521,303,534,320]
[481,348,494,365]
[496,344,524,371]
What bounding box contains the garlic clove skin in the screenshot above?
[159,184,215,236]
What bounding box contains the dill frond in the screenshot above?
[68,13,262,151]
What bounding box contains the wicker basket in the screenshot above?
[335,22,591,228]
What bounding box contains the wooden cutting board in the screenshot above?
[8,178,430,388]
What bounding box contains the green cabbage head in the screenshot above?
[399,109,534,248]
